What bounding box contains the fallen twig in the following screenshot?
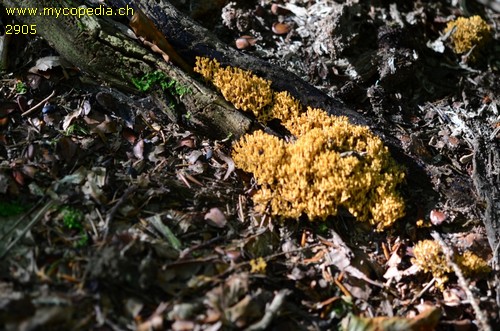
[103,185,137,239]
[0,199,56,259]
[244,289,291,331]
[21,90,56,117]
[431,231,492,331]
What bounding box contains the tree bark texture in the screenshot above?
[472,136,500,260]
[0,0,252,139]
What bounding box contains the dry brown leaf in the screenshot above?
[129,9,192,73]
[122,128,137,144]
[57,136,78,163]
[29,56,61,73]
[204,207,227,228]
[341,307,440,331]
[215,150,235,181]
[62,109,81,131]
[11,169,24,186]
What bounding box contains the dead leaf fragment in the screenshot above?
[204,207,227,228]
[134,139,145,160]
[57,136,78,163]
[171,320,195,331]
[129,9,192,73]
[341,307,440,331]
[12,169,25,186]
[29,56,61,73]
[62,109,82,131]
[81,167,107,204]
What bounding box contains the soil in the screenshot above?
[0,0,499,330]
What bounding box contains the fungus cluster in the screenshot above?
[444,15,491,56]
[194,57,406,231]
[455,251,491,278]
[412,240,452,290]
[194,56,273,121]
[412,240,491,290]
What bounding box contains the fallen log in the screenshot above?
[105,0,435,194]
[2,0,434,201]
[0,0,252,139]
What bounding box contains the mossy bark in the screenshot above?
[1,0,153,89]
[0,0,251,139]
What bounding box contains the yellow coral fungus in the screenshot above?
[195,56,406,230]
[270,91,302,123]
[412,240,452,290]
[194,56,221,81]
[232,108,405,231]
[249,257,267,274]
[444,16,491,56]
[194,57,273,120]
[412,240,491,290]
[456,251,491,278]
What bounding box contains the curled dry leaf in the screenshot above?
[177,137,196,149]
[62,109,82,131]
[122,128,137,144]
[204,207,227,228]
[129,9,192,73]
[29,56,61,74]
[271,4,292,16]
[12,169,25,186]
[21,165,37,179]
[0,117,8,127]
[215,150,235,180]
[341,307,440,331]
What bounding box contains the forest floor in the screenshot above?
[1,0,500,330]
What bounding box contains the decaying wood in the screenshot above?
[1,0,151,89]
[0,0,251,139]
[106,0,436,193]
[472,136,500,260]
[1,0,438,193]
[109,0,369,124]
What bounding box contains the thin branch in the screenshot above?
[244,289,291,331]
[431,231,492,331]
[21,90,56,117]
[0,199,56,259]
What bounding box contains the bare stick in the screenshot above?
[21,90,56,117]
[244,289,291,331]
[431,231,492,331]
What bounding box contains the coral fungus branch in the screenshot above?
[195,56,406,231]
